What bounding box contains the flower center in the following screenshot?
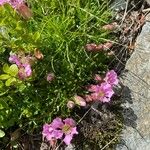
[62,124,71,134]
[98,91,105,97]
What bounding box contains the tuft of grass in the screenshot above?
[23,0,113,123]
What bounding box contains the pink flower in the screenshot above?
[9,54,21,66]
[89,83,114,102]
[42,123,63,141]
[18,64,32,79]
[0,0,9,5]
[0,0,23,9]
[73,95,86,107]
[24,64,32,77]
[9,53,33,80]
[9,0,23,8]
[104,70,118,86]
[62,118,78,145]
[46,73,55,83]
[42,118,78,145]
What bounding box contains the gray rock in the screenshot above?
[111,0,126,11]
[116,14,150,150]
[146,0,150,5]
[65,144,75,150]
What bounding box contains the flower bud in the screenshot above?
[67,101,75,109]
[49,138,57,149]
[34,49,44,60]
[96,44,104,51]
[102,22,118,30]
[73,95,86,107]
[46,73,55,83]
[94,74,102,82]
[17,4,32,20]
[85,43,97,52]
[84,95,93,102]
[103,42,113,50]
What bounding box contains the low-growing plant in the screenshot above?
[0,0,120,148]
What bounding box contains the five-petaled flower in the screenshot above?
[42,118,78,145]
[88,82,114,102]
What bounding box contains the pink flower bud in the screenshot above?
[96,44,104,51]
[67,101,75,109]
[46,73,55,83]
[102,22,118,30]
[17,4,32,20]
[34,49,44,60]
[84,95,93,102]
[94,74,102,82]
[85,43,97,52]
[49,138,57,149]
[73,95,86,107]
[103,42,113,50]
[107,51,114,56]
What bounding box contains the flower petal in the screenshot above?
[71,127,78,135]
[24,64,32,77]
[52,130,63,139]
[63,118,75,127]
[51,117,64,129]
[63,134,73,145]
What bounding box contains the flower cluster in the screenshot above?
[42,118,78,145]
[87,70,118,102]
[9,53,33,80]
[67,70,118,108]
[85,42,113,52]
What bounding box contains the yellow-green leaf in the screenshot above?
[34,32,40,42]
[5,77,16,86]
[0,81,4,88]
[0,129,5,138]
[0,74,10,80]
[8,64,18,76]
[3,64,9,73]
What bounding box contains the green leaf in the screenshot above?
[0,74,10,80]
[3,64,10,73]
[5,77,16,86]
[0,98,8,110]
[0,129,5,138]
[0,81,4,88]
[18,84,26,92]
[34,32,40,42]
[8,64,18,76]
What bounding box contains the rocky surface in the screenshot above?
[116,14,150,150]
[111,0,126,11]
[146,0,150,5]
